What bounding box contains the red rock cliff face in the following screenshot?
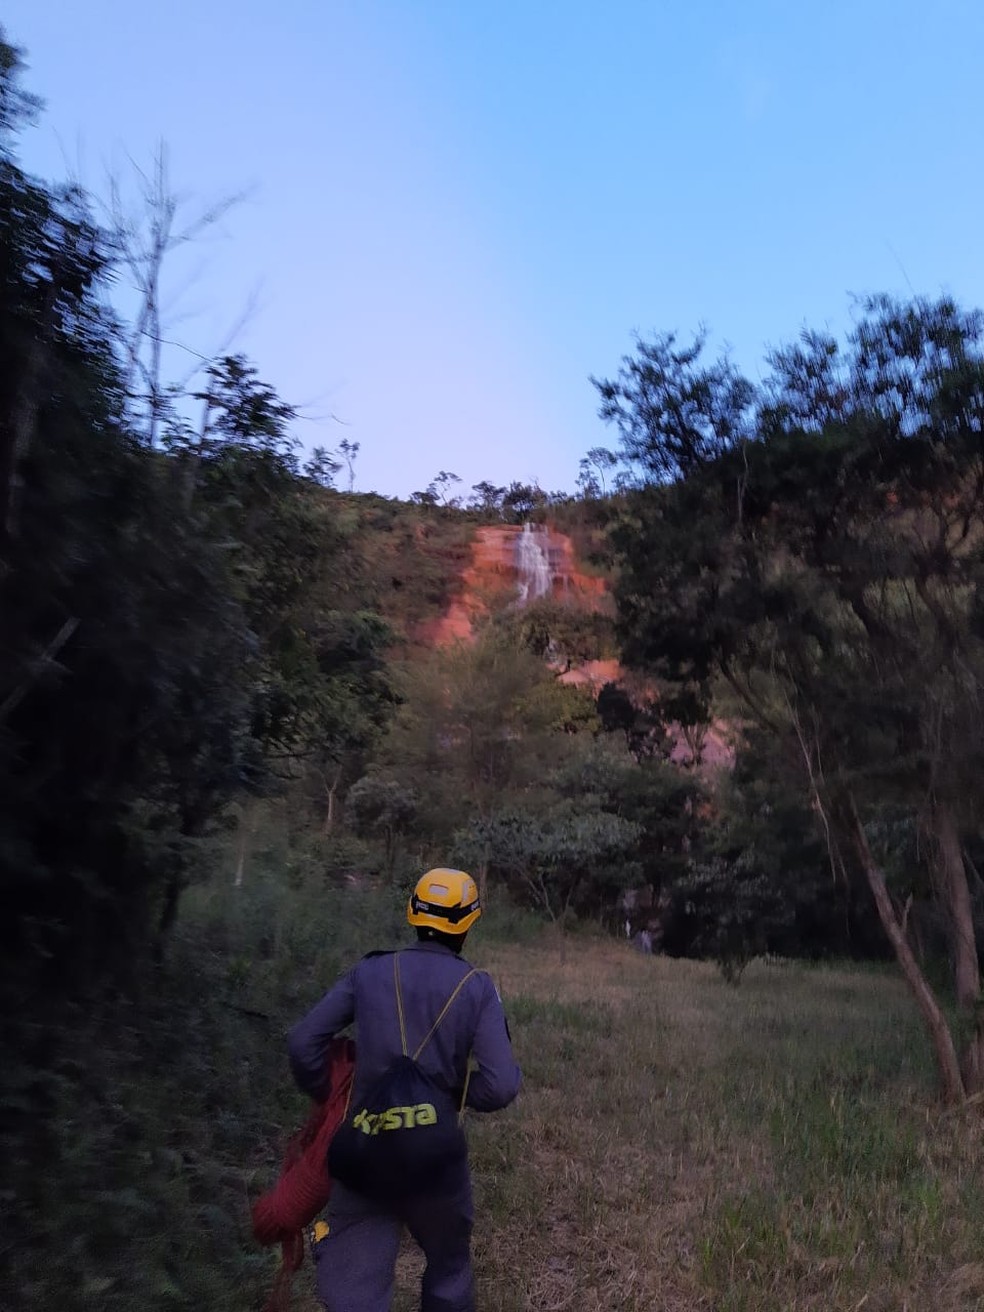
[419,522,736,771]
[422,524,607,646]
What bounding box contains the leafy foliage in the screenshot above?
[599,295,984,1092]
[500,595,616,666]
[455,799,640,925]
[0,43,396,992]
[346,774,418,877]
[592,328,756,482]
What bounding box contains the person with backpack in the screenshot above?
[287,868,522,1312]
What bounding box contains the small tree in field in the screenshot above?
[347,775,417,879]
[454,803,640,945]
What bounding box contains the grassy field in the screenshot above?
[8,872,984,1312]
[298,939,984,1312]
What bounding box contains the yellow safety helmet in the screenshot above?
[407,868,482,935]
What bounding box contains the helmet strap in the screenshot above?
[415,926,468,953]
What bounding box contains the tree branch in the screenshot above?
[0,617,80,724]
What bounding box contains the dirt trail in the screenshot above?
[291,940,718,1312]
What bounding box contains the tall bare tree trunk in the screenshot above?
[2,336,42,545]
[232,801,259,889]
[477,837,490,906]
[847,795,966,1104]
[2,267,61,549]
[931,800,981,1006]
[233,819,249,889]
[323,767,341,835]
[931,799,984,1094]
[681,721,707,767]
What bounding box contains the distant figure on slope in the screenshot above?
[288,868,522,1312]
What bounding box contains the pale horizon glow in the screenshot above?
[5,1,984,497]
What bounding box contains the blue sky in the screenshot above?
[6,1,984,497]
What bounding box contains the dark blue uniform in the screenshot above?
[288,941,521,1312]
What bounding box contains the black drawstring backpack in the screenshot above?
[328,954,476,1200]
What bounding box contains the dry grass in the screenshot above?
[319,940,984,1312]
[13,865,982,1311]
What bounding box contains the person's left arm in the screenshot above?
[465,973,522,1112]
[287,967,357,1101]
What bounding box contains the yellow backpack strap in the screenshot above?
[458,1055,476,1122]
[394,953,409,1057]
[412,968,479,1061]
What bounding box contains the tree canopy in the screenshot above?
[598,294,984,1099]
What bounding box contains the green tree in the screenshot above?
[0,37,246,980]
[454,801,640,933]
[502,596,615,667]
[381,622,596,891]
[592,328,755,483]
[0,40,397,988]
[305,445,342,488]
[347,775,417,878]
[577,445,619,498]
[468,480,506,515]
[338,437,359,491]
[601,296,984,1101]
[501,480,548,521]
[548,733,700,913]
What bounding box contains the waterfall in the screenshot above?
[515,523,553,604]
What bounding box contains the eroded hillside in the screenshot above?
[419,522,610,646]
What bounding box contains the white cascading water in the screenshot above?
[515,523,553,604]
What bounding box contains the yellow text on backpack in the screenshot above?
[352,1103,438,1135]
